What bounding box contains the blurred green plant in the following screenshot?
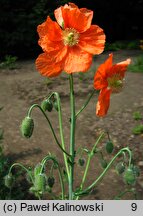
[128,55,143,73]
[132,110,143,135]
[0,55,18,70]
[132,125,143,135]
[133,111,142,120]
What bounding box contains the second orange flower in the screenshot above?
[94,54,131,117]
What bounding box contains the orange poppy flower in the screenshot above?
[94,53,131,117]
[36,2,105,77]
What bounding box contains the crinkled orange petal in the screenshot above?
[36,53,62,77]
[79,25,106,54]
[109,58,131,78]
[51,46,68,63]
[37,16,64,54]
[38,35,64,53]
[61,6,93,32]
[54,3,78,26]
[54,6,64,27]
[94,54,113,90]
[54,3,93,31]
[96,88,111,117]
[37,16,62,41]
[68,2,78,8]
[64,46,92,73]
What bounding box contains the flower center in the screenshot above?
[107,74,124,93]
[62,28,79,46]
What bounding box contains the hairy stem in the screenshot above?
[27,104,70,157]
[75,90,95,118]
[76,132,105,200]
[41,155,65,200]
[75,147,132,196]
[69,74,76,200]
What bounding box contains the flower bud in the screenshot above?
[4,173,14,188]
[78,158,85,166]
[34,173,46,192]
[116,162,125,175]
[105,141,114,154]
[123,168,136,185]
[41,99,53,112]
[21,116,34,138]
[100,159,107,169]
[34,163,43,178]
[132,165,140,177]
[53,101,59,111]
[47,176,55,188]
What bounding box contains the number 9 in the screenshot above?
[131,203,137,211]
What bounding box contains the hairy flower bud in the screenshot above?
[116,162,125,175]
[78,158,85,166]
[131,165,140,177]
[47,176,55,188]
[123,168,136,185]
[34,163,43,178]
[34,173,46,192]
[41,99,53,112]
[4,173,14,188]
[100,159,107,169]
[105,141,114,154]
[21,116,34,138]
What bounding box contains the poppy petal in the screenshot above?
[51,46,68,63]
[96,88,111,117]
[37,16,62,41]
[54,3,78,27]
[94,54,113,90]
[54,6,65,27]
[62,6,93,32]
[79,25,106,54]
[64,46,92,73]
[36,53,62,77]
[38,36,64,53]
[109,58,131,78]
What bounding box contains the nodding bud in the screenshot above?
[105,141,114,154]
[47,176,55,188]
[131,165,140,177]
[123,168,136,185]
[34,163,43,178]
[100,159,107,169]
[4,173,14,188]
[116,162,125,175]
[34,173,46,192]
[41,99,53,112]
[78,158,85,166]
[21,116,34,138]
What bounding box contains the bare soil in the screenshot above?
[0,50,143,200]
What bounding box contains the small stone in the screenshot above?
[138,161,143,167]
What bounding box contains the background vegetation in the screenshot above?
[0,0,143,59]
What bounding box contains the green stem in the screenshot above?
[114,189,137,200]
[76,132,104,200]
[75,90,95,118]
[27,104,70,157]
[41,155,65,200]
[51,92,70,180]
[75,147,132,196]
[69,74,76,200]
[9,163,34,184]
